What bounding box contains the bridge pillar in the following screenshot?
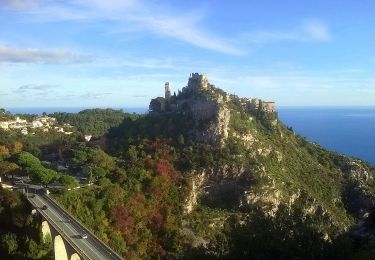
[42,219,82,260]
[70,253,81,260]
[54,235,69,260]
[41,220,52,242]
[32,203,86,259]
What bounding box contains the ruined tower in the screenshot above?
[187,73,208,91]
[165,82,171,100]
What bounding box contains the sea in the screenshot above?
[278,107,375,165]
[5,106,375,165]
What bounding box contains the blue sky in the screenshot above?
[1,0,374,108]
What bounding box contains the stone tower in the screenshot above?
[188,73,208,91]
[165,82,171,100]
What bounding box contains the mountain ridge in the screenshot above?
[42,72,375,258]
[107,73,375,238]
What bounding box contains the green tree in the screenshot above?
[0,145,10,160]
[92,166,107,180]
[72,149,88,164]
[88,149,116,171]
[128,145,138,162]
[38,168,58,186]
[177,134,185,145]
[0,161,20,180]
[17,151,40,169]
[25,236,41,258]
[17,151,59,186]
[60,175,78,188]
[10,141,23,154]
[0,232,18,255]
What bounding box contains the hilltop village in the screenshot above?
[0,114,72,135]
[0,113,93,140]
[149,73,275,114]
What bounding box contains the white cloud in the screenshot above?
[2,2,330,54]
[1,0,36,9]
[17,84,57,91]
[13,83,58,98]
[302,20,331,42]
[243,19,332,43]
[79,92,112,99]
[0,44,92,63]
[119,57,185,69]
[125,12,241,55]
[2,0,241,55]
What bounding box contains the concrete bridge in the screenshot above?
[26,190,123,260]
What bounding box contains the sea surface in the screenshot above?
[278,107,375,165]
[6,106,375,165]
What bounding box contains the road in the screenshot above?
[27,190,122,260]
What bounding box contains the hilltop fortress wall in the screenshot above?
[149,73,275,115]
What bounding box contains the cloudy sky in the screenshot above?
[1,0,374,108]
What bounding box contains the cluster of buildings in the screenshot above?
[0,116,28,130]
[149,73,211,113]
[240,98,276,113]
[0,115,73,135]
[149,73,276,114]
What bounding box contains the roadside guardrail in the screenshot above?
[42,194,123,260]
[26,196,91,260]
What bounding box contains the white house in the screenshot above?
[37,116,56,124]
[21,128,28,135]
[15,117,27,124]
[8,117,27,129]
[0,122,9,129]
[31,121,43,128]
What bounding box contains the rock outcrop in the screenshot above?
[113,72,375,248]
[149,73,275,146]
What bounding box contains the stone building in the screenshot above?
[149,96,166,113]
[165,82,171,101]
[241,98,276,113]
[149,73,276,114]
[262,101,276,112]
[187,73,208,91]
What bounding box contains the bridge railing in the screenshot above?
[27,197,91,260]
[41,193,124,260]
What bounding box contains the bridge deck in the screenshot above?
[28,192,122,260]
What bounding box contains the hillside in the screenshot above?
[109,73,374,222]
[54,73,375,259]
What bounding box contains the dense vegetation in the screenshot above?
[0,108,15,121]
[0,188,53,259]
[55,140,187,258]
[50,108,140,137]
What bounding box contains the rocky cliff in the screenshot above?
[107,73,375,258]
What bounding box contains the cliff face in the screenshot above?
[147,73,375,234]
[108,73,375,255]
[149,73,274,147]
